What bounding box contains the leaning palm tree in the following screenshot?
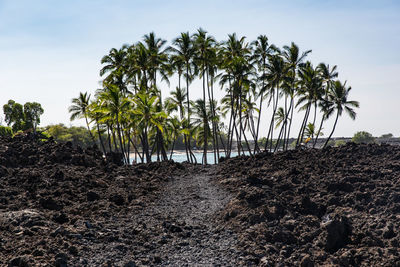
[314,63,338,147]
[264,53,285,151]
[69,91,95,143]
[323,80,359,147]
[281,42,311,149]
[296,62,323,146]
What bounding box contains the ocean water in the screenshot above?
[130,151,249,164]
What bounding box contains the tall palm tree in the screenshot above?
[142,32,170,161]
[193,28,216,164]
[100,46,129,93]
[314,63,338,147]
[170,32,196,163]
[251,35,276,152]
[281,42,311,149]
[323,81,359,147]
[69,92,95,143]
[296,62,323,146]
[264,53,285,151]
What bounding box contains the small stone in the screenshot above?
[300,254,314,267]
[87,191,100,201]
[123,261,137,267]
[54,253,68,267]
[8,256,30,267]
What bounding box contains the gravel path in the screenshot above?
[139,166,242,266]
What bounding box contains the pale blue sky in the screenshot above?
[0,0,399,137]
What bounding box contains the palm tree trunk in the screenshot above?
[286,97,295,150]
[84,115,96,143]
[254,60,266,154]
[186,63,195,163]
[95,118,106,154]
[324,111,339,148]
[169,138,176,160]
[274,122,285,152]
[298,104,311,146]
[115,114,126,164]
[206,70,216,164]
[106,123,112,152]
[210,76,220,163]
[202,66,208,165]
[314,114,325,148]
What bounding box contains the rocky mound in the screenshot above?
[215,143,400,266]
[0,134,185,266]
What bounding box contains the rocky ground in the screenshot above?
[0,134,241,266]
[1,134,400,266]
[215,143,400,266]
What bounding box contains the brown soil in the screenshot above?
[214,143,400,266]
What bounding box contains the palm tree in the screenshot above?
[98,85,130,163]
[142,32,170,161]
[132,91,168,162]
[264,53,285,151]
[170,32,196,163]
[251,35,276,152]
[165,86,190,161]
[281,42,311,149]
[192,99,212,164]
[69,92,95,143]
[314,63,338,147]
[323,81,359,147]
[193,28,216,164]
[100,46,129,93]
[88,99,107,154]
[296,62,323,146]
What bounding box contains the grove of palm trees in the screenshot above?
[70,29,359,165]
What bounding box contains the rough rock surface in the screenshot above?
[215,142,400,266]
[0,134,240,266]
[2,134,400,266]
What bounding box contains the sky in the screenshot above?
[0,0,399,137]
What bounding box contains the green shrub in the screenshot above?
[352,131,375,144]
[0,126,13,137]
[335,140,346,147]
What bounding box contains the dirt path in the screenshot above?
[138,165,242,266]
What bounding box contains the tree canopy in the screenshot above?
[69,29,359,164]
[2,100,44,132]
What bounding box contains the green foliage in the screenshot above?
[335,140,346,147]
[3,100,25,132]
[0,126,13,137]
[352,131,375,144]
[2,100,44,132]
[41,124,95,148]
[69,30,360,164]
[24,102,44,132]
